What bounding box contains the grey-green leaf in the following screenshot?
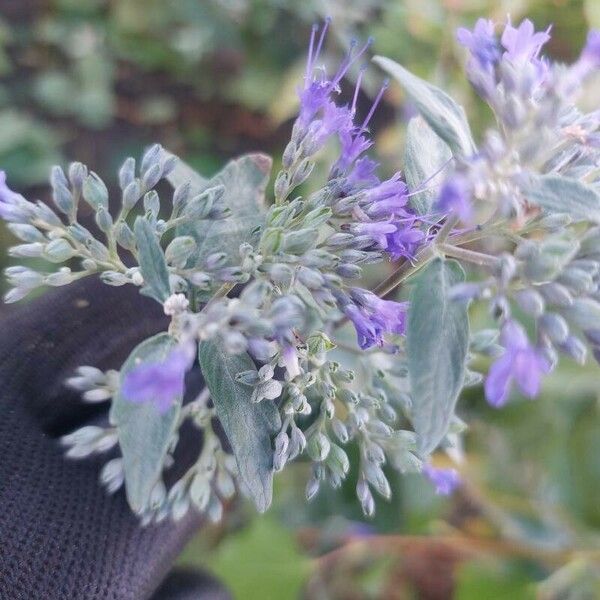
[407,258,469,455]
[164,151,208,193]
[525,174,600,224]
[175,153,272,269]
[134,216,171,303]
[110,333,181,513]
[199,339,281,512]
[404,116,452,214]
[373,56,475,158]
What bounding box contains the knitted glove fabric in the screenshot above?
[0,278,229,600]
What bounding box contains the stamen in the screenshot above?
[314,17,332,68]
[334,37,374,89]
[404,157,453,197]
[305,23,320,83]
[359,79,389,132]
[351,65,368,116]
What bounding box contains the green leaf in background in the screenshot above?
[455,561,536,600]
[175,153,272,268]
[110,333,181,513]
[134,216,171,303]
[407,258,469,455]
[373,55,476,158]
[525,174,600,224]
[198,339,281,513]
[404,115,452,215]
[181,517,311,600]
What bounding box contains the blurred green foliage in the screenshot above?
[1,0,599,597]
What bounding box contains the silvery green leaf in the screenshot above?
[525,174,600,223]
[407,258,469,455]
[109,333,182,514]
[404,116,452,214]
[198,339,280,513]
[134,217,171,303]
[373,56,476,158]
[174,154,272,272]
[164,151,207,193]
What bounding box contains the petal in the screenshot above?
[484,353,513,407]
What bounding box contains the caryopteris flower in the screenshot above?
[456,18,500,70]
[500,18,551,65]
[0,171,33,223]
[485,320,552,408]
[122,345,195,413]
[345,288,407,349]
[422,464,461,496]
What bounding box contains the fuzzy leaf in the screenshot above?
[174,154,272,267]
[407,258,469,455]
[199,339,280,512]
[110,333,181,514]
[526,174,600,224]
[374,56,476,158]
[164,151,208,192]
[404,116,452,214]
[134,216,171,303]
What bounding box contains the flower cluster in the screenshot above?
[3,16,600,525]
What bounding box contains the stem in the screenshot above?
[435,213,459,244]
[437,243,499,268]
[373,244,438,298]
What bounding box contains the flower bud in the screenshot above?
[539,312,569,344]
[118,157,136,190]
[9,242,44,258]
[165,236,196,268]
[307,431,331,462]
[559,335,587,364]
[45,267,75,286]
[51,166,74,215]
[538,282,573,307]
[140,143,162,174]
[515,288,545,317]
[283,228,318,254]
[115,222,136,250]
[142,163,162,190]
[95,206,113,233]
[44,238,75,262]
[68,161,88,192]
[82,172,109,209]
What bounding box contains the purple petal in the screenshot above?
[484,353,513,407]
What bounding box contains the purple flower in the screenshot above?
[122,344,195,413]
[484,320,552,408]
[308,101,354,151]
[281,344,301,378]
[298,20,371,133]
[0,171,32,223]
[335,129,373,175]
[423,464,461,496]
[363,173,409,218]
[501,18,551,64]
[349,220,397,249]
[456,18,500,69]
[437,175,472,222]
[346,157,380,189]
[332,80,388,176]
[385,220,427,260]
[345,289,407,349]
[582,30,600,66]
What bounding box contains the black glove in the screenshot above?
[0,278,230,600]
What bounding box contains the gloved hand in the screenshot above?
[0,278,229,600]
